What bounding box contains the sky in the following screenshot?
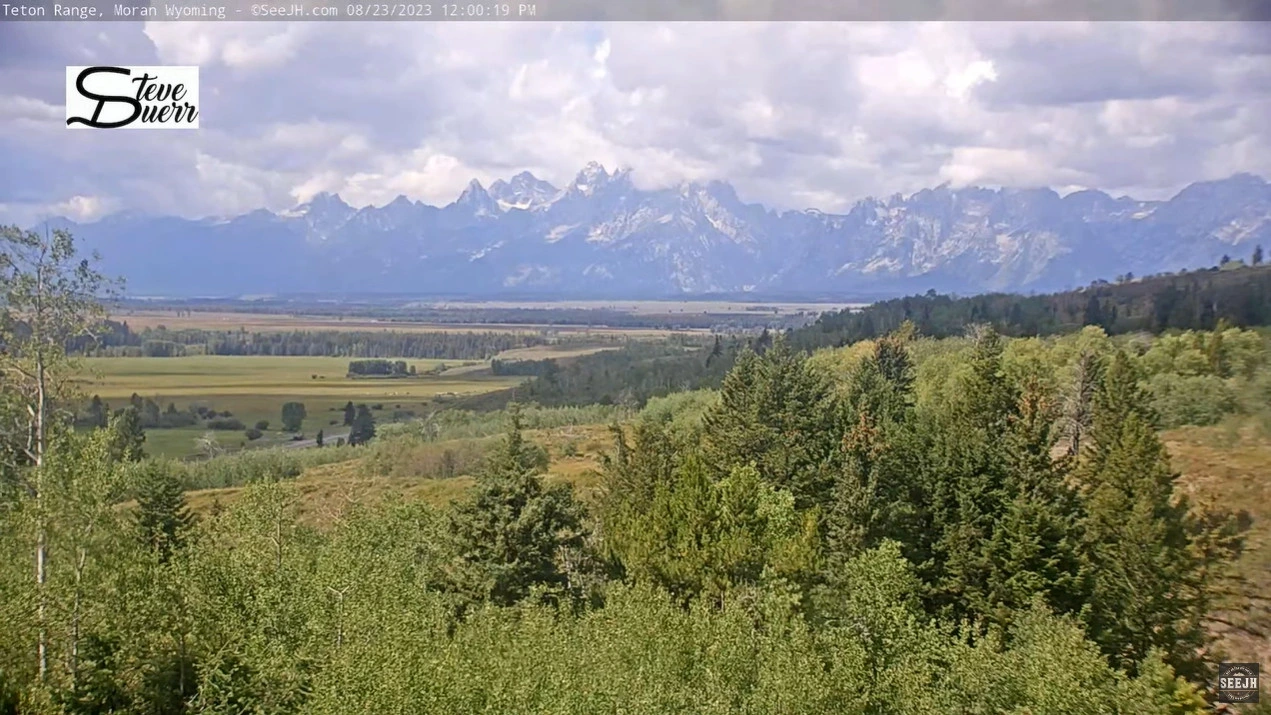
[0,20,1269,226]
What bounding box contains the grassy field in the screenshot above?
[1164,419,1271,667]
[76,355,526,457]
[181,423,613,521]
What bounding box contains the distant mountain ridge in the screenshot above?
[43,164,1271,298]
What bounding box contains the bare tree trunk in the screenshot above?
[71,545,86,687]
[35,356,48,681]
[35,525,46,680]
[34,252,49,682]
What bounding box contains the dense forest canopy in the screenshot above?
[77,323,617,360]
[796,261,1271,351]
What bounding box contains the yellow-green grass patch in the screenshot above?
[180,424,612,525]
[75,355,525,457]
[1165,420,1271,667]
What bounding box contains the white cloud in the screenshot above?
[0,21,1267,223]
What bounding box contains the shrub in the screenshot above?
[365,435,497,479]
[158,412,198,429]
[205,417,246,431]
[245,428,263,441]
[1146,373,1238,428]
[254,420,270,431]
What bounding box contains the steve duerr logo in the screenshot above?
[1218,662,1260,704]
[66,66,199,129]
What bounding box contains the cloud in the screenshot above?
[0,20,1267,224]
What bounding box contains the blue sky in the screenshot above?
[1,21,1269,225]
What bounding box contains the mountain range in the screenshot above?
[43,164,1271,298]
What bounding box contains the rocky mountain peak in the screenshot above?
[43,166,1271,298]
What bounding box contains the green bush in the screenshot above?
[1146,373,1238,428]
[205,417,245,431]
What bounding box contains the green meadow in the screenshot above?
[76,355,524,457]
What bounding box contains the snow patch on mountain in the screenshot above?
[49,165,1271,298]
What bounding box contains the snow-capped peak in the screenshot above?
[279,192,356,241]
[489,171,558,211]
[569,162,613,196]
[456,179,488,203]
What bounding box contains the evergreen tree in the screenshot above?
[342,401,356,426]
[824,331,925,573]
[1075,349,1218,681]
[445,406,587,606]
[280,401,306,432]
[1082,294,1105,327]
[1253,244,1264,266]
[316,429,324,447]
[85,395,108,429]
[106,406,146,462]
[601,419,679,521]
[705,335,723,367]
[348,404,376,446]
[1060,351,1104,458]
[976,376,1087,629]
[701,336,840,509]
[133,462,193,562]
[923,328,1021,620]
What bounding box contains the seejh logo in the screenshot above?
[65,66,199,129]
[1218,662,1260,704]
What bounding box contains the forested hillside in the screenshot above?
[797,260,1271,350]
[2,226,1269,712]
[495,263,1271,414]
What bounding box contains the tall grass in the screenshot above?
[382,403,627,443]
[146,402,623,491]
[136,444,363,491]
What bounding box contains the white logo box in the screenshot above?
[66,65,200,129]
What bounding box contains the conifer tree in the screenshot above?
[606,455,817,605]
[1075,349,1214,681]
[133,461,193,562]
[977,376,1087,628]
[701,336,839,509]
[1060,351,1104,458]
[280,401,306,432]
[445,406,586,606]
[348,404,376,446]
[85,395,108,429]
[705,335,723,366]
[105,406,146,463]
[601,419,679,523]
[824,330,925,573]
[923,328,1021,620]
